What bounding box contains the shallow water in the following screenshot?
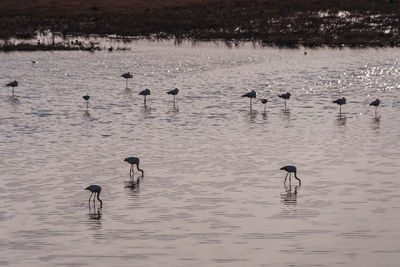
[1,42,400,266]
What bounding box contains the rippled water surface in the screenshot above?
[1,42,400,266]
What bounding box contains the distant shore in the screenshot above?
[1,0,400,51]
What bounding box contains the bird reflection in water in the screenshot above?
[83,109,91,118]
[88,204,102,220]
[248,109,257,123]
[124,179,141,190]
[281,185,298,206]
[336,115,347,126]
[168,104,179,120]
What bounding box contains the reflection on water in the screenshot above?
[281,185,298,206]
[89,206,102,220]
[336,115,347,126]
[1,44,400,266]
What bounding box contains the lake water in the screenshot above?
[1,42,400,266]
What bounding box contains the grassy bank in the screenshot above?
[1,0,400,49]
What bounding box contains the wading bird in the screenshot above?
[85,185,102,208]
[370,99,380,116]
[82,94,90,108]
[121,72,133,88]
[260,98,268,112]
[124,157,144,178]
[333,97,346,116]
[278,92,291,109]
[6,81,18,96]
[242,90,256,109]
[280,165,301,186]
[167,88,179,104]
[139,89,151,106]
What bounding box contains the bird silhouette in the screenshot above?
[139,89,151,106]
[242,90,256,109]
[280,165,301,186]
[124,157,144,179]
[85,185,102,208]
[167,88,179,104]
[278,92,291,109]
[121,72,133,88]
[82,94,90,108]
[333,97,346,116]
[370,98,380,116]
[260,98,268,112]
[6,81,18,96]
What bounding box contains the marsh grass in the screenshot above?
[1,0,400,49]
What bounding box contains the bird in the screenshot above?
[108,47,113,52]
[370,98,380,116]
[82,93,90,108]
[31,60,38,64]
[242,90,256,109]
[6,81,18,96]
[278,92,291,109]
[280,165,301,186]
[332,97,346,116]
[167,88,179,104]
[124,157,144,178]
[121,72,133,88]
[139,89,151,106]
[85,185,102,208]
[260,98,268,112]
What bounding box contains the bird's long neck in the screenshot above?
[97,191,103,207]
[137,163,144,176]
[294,172,301,186]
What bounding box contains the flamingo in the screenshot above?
[82,94,90,108]
[124,157,144,178]
[85,185,102,208]
[6,81,18,96]
[278,92,291,109]
[139,89,151,106]
[167,88,179,104]
[280,165,301,186]
[370,99,380,116]
[121,72,133,88]
[333,97,346,116]
[260,98,268,112]
[242,90,256,109]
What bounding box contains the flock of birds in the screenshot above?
[5,69,382,209]
[241,89,381,117]
[85,156,300,208]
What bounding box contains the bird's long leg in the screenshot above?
[375,106,377,116]
[250,98,252,110]
[12,88,15,96]
[284,172,289,185]
[125,79,128,88]
[284,99,287,109]
[339,105,342,117]
[289,172,292,185]
[130,165,134,180]
[264,104,266,113]
[144,96,147,107]
[88,192,93,202]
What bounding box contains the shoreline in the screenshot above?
[2,35,400,52]
[1,0,400,51]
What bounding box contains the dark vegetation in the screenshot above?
[1,0,400,50]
